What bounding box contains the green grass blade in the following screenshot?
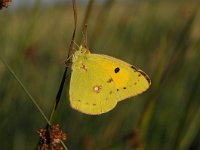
[0,57,68,149]
[178,106,200,150]
[0,57,51,125]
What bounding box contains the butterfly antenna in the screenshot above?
[73,47,78,51]
[72,40,79,49]
[65,54,73,66]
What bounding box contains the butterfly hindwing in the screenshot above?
[69,54,117,115]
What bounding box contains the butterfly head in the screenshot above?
[79,45,90,54]
[72,45,90,62]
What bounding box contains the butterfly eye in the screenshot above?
[114,67,120,73]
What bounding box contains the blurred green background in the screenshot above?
[1,0,200,149]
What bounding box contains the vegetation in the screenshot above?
[0,1,200,149]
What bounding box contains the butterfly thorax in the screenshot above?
[72,45,91,69]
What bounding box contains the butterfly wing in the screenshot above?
[69,53,151,115]
[69,54,118,115]
[91,54,151,102]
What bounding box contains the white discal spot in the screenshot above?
[93,85,102,93]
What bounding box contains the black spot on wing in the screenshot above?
[107,78,113,83]
[137,70,151,85]
[131,65,151,85]
[131,65,137,70]
[131,65,138,72]
[114,67,120,73]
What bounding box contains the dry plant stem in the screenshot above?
[78,0,94,43]
[49,68,67,123]
[67,0,77,58]
[49,0,77,123]
[82,24,88,48]
[36,0,77,149]
[81,0,94,30]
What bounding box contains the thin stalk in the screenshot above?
[0,57,51,125]
[48,0,77,124]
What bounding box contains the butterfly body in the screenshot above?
[69,46,151,115]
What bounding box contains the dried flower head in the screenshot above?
[125,128,144,150]
[37,124,67,150]
[37,128,49,150]
[50,124,67,149]
[0,0,11,9]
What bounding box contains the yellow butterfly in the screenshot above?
[69,45,151,115]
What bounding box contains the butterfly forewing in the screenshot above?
[90,54,150,101]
